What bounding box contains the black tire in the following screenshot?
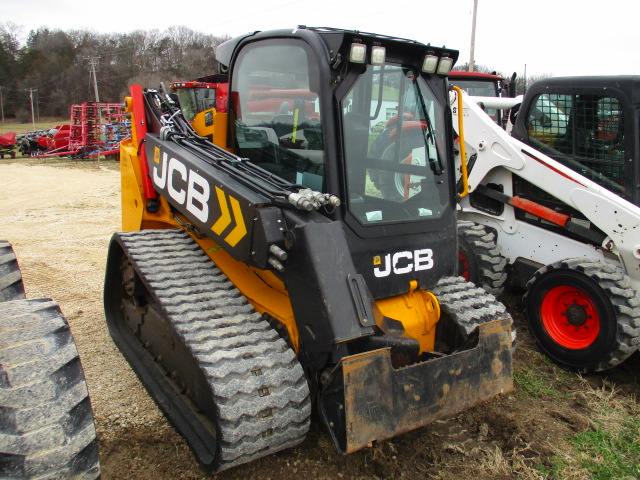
[524,258,640,372]
[457,222,507,296]
[0,241,26,302]
[431,276,515,352]
[0,298,101,479]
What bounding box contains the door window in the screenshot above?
[231,39,325,190]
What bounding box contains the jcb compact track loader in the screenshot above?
[103,26,513,472]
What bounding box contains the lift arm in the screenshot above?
[451,89,640,288]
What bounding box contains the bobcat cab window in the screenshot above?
[525,93,627,199]
[230,39,325,191]
[341,64,448,225]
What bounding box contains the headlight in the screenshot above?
[437,57,454,75]
[349,43,367,64]
[371,46,386,66]
[422,54,439,74]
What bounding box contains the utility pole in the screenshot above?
[469,0,478,72]
[86,56,101,103]
[26,88,37,131]
[85,56,102,163]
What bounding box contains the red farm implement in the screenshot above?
[0,132,17,159]
[31,102,131,159]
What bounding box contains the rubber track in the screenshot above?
[117,229,311,471]
[0,241,26,302]
[458,221,507,296]
[0,298,100,479]
[525,258,640,372]
[431,276,515,344]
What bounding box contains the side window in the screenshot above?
[230,40,324,190]
[525,93,626,198]
[526,94,570,150]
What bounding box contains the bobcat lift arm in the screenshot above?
[453,90,640,290]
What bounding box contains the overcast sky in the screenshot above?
[4,0,639,78]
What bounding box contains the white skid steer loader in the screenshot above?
[451,89,640,372]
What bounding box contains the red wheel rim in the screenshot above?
[458,250,470,281]
[540,285,600,349]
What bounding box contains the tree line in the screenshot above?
[0,22,230,122]
[0,22,549,123]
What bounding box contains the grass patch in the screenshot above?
[543,380,640,479]
[513,354,575,398]
[514,369,563,398]
[570,418,640,480]
[1,156,120,171]
[0,118,68,135]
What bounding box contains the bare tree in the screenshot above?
[2,25,231,119]
[516,72,553,95]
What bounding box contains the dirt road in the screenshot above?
[1,161,638,480]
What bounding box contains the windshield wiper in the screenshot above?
[416,82,444,175]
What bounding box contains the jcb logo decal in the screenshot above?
[211,187,247,247]
[151,148,247,247]
[373,249,434,278]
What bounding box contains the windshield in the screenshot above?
[341,64,449,225]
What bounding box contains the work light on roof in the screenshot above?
[437,56,454,75]
[371,46,386,66]
[422,54,439,74]
[349,43,367,64]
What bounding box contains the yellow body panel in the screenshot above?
[192,235,300,350]
[213,113,229,150]
[192,110,231,152]
[119,139,144,232]
[119,139,176,232]
[375,280,440,354]
[192,108,216,142]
